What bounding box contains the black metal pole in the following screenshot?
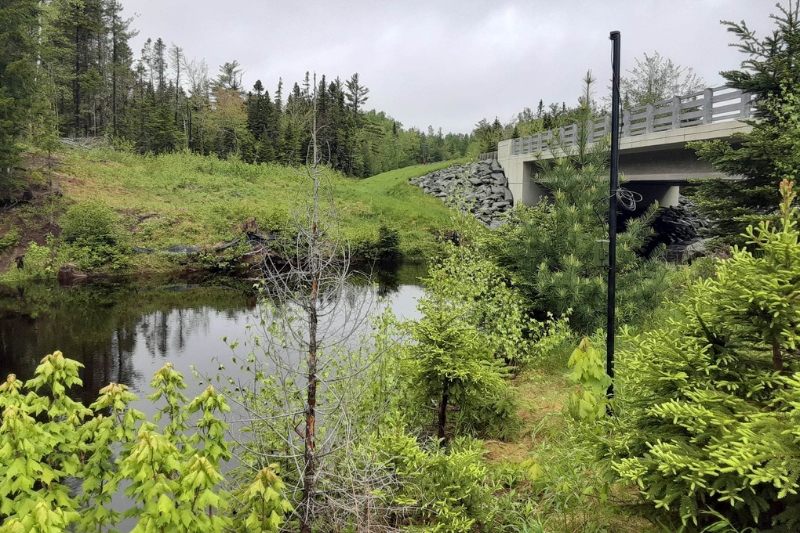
[607,31,621,398]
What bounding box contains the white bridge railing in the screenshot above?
[510,86,753,156]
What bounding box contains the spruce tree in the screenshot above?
[608,180,800,530]
[344,72,369,115]
[690,1,800,244]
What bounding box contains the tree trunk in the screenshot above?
[112,16,117,136]
[301,274,318,533]
[74,24,81,135]
[772,336,785,373]
[437,381,449,443]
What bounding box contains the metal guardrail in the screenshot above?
[477,151,498,161]
[510,86,753,156]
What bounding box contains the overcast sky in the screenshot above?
[122,0,777,134]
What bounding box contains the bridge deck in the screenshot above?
[508,85,752,157]
[497,85,755,208]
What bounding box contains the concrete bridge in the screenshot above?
[497,85,753,208]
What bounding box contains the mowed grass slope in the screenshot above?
[58,150,470,259]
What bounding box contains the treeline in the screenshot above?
[0,0,706,179]
[469,55,707,155]
[0,0,470,178]
[470,73,605,154]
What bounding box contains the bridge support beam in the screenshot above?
[499,139,547,206]
[626,182,680,211]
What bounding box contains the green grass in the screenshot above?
[483,360,660,533]
[52,150,469,267]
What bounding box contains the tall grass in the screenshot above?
[62,150,468,259]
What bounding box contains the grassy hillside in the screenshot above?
[0,149,470,276]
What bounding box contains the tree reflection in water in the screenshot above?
[0,268,423,412]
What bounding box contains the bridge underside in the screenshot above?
[519,145,726,210]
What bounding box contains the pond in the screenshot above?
[0,262,427,414]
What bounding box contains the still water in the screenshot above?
[0,263,426,409]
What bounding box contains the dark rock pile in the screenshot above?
[651,196,712,262]
[409,160,513,229]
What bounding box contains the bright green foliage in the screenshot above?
[120,425,188,532]
[234,466,293,533]
[374,423,494,533]
[403,247,520,439]
[567,338,611,422]
[148,362,189,441]
[423,243,532,365]
[0,351,290,533]
[606,181,800,530]
[121,371,232,533]
[119,373,234,533]
[0,353,88,533]
[690,2,800,243]
[76,382,142,533]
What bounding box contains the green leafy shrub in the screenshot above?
[60,201,121,245]
[0,351,290,533]
[0,228,19,254]
[605,180,800,530]
[424,243,533,366]
[567,337,611,423]
[59,201,129,270]
[20,241,54,279]
[62,241,129,271]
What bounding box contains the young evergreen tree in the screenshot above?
[486,74,667,332]
[608,179,800,530]
[689,1,800,244]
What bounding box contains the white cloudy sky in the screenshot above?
[122,0,777,133]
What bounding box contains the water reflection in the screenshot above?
[0,265,424,410]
